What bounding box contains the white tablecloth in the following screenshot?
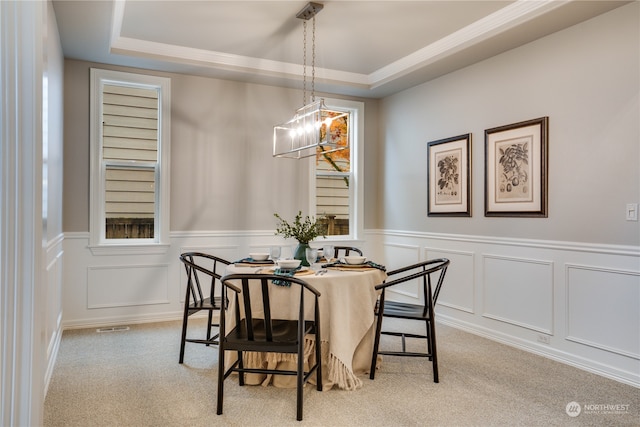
[224,264,386,390]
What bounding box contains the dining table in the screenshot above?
[223,260,387,391]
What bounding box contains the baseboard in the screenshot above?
[438,315,640,388]
[43,327,62,397]
[62,311,186,331]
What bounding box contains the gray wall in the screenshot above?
[378,2,639,246]
[62,62,380,233]
[64,5,639,245]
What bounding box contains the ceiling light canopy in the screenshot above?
[273,2,349,159]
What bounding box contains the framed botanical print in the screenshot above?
[427,133,471,217]
[485,117,548,217]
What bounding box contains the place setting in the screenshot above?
[233,252,275,267]
[322,255,386,272]
[234,247,318,286]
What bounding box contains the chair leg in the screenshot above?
[179,310,190,364]
[206,310,214,345]
[237,351,245,386]
[315,335,323,391]
[216,344,225,415]
[296,347,304,421]
[425,319,432,361]
[429,318,439,383]
[369,301,385,379]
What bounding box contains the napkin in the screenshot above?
[272,267,301,287]
[234,257,275,266]
[322,260,386,271]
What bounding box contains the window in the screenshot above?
[310,99,364,239]
[89,69,170,252]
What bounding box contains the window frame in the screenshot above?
[309,98,364,241]
[89,68,171,254]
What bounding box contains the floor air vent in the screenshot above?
[96,326,130,333]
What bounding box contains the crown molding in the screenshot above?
[109,0,578,94]
[369,0,567,88]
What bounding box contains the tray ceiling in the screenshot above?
[52,1,628,98]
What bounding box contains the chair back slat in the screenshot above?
[183,254,204,305]
[297,282,306,342]
[183,260,196,302]
[421,271,431,317]
[432,264,447,303]
[240,278,255,340]
[192,255,205,303]
[209,258,220,308]
[260,278,274,341]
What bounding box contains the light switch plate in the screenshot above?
[626,203,638,221]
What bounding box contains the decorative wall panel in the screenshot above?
[383,243,420,300]
[426,248,475,314]
[566,264,640,359]
[483,255,554,334]
[87,264,170,308]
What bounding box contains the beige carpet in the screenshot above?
[44,318,639,426]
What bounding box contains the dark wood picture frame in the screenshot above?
[484,117,548,217]
[427,133,471,217]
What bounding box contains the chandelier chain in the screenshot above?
[302,20,307,106]
[311,15,316,102]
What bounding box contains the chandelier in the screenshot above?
[273,2,349,159]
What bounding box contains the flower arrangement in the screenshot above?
[274,211,326,244]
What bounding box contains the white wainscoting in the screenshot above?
[378,230,640,387]
[62,231,360,329]
[482,254,554,335]
[382,243,421,302]
[87,264,170,308]
[566,264,639,360]
[63,233,185,329]
[61,230,640,386]
[425,248,475,314]
[44,234,64,395]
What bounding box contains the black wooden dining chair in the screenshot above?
[333,246,363,258]
[217,273,322,421]
[178,252,231,363]
[370,258,450,383]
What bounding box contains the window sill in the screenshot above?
[88,243,170,256]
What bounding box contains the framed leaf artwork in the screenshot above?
[485,117,548,217]
[427,133,471,217]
